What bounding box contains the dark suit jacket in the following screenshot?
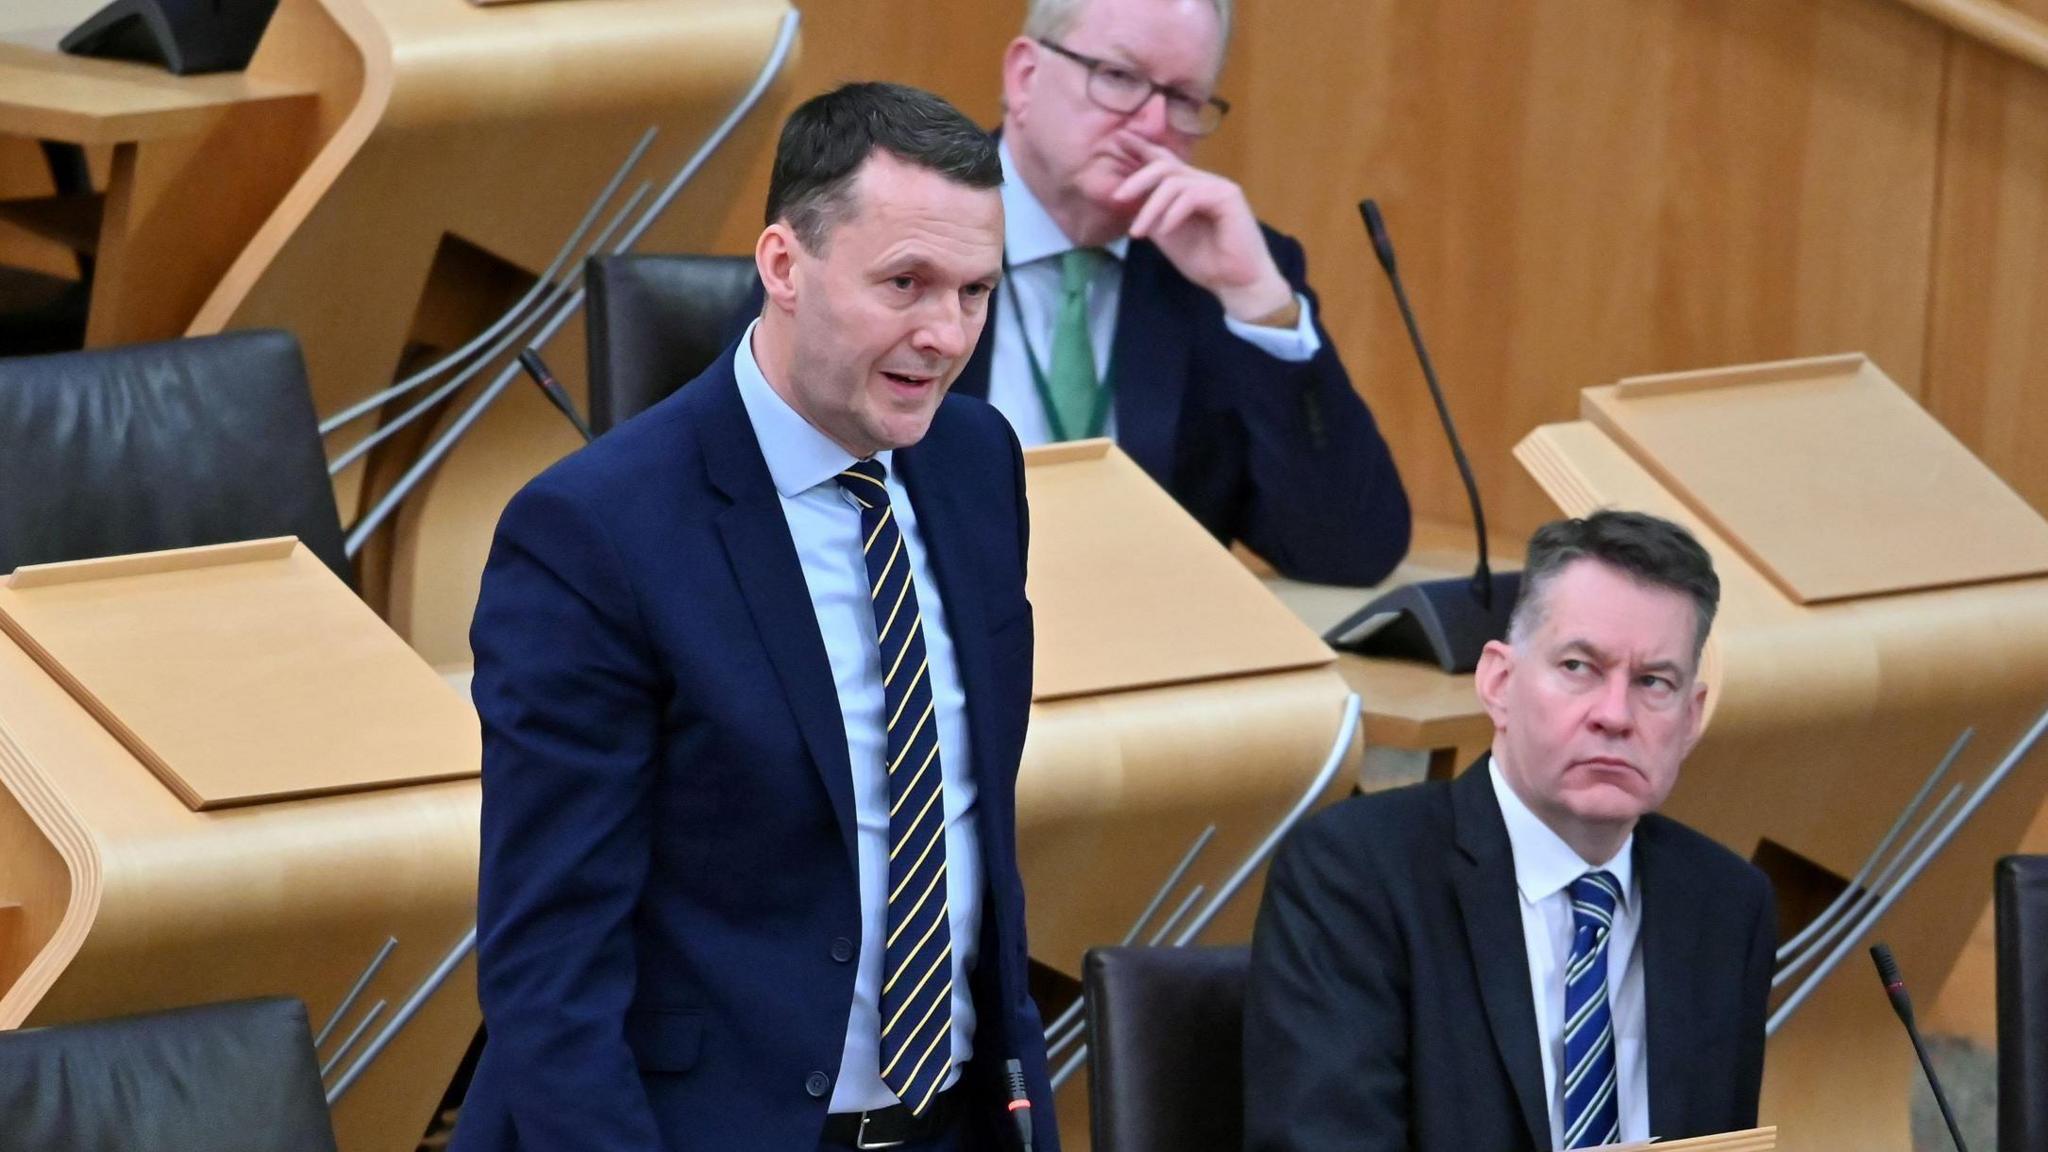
[951,226,1411,587]
[454,349,1058,1152]
[1243,760,1774,1152]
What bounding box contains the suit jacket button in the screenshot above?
[830,936,854,963]
[806,1071,832,1098]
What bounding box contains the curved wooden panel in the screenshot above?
[180,0,795,665]
[1016,668,1361,972]
[0,623,482,1152]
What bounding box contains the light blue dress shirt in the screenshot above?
[1489,758,1648,1147]
[989,139,1322,446]
[734,321,981,1111]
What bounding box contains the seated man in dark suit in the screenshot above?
[975,0,1411,585]
[1244,510,1775,1151]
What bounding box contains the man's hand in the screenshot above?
[1111,133,1297,327]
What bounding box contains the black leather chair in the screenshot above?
[1082,945,1249,1152]
[1999,854,2048,1152]
[583,253,757,435]
[0,996,340,1152]
[0,328,350,584]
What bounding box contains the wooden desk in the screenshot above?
[1261,522,1502,786]
[0,28,316,345]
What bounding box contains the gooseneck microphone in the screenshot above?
[1323,200,1520,674]
[517,347,595,444]
[1003,1058,1035,1152]
[1360,200,1492,608]
[1870,943,1970,1152]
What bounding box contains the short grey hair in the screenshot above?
[1508,509,1721,664]
[1022,0,1234,53]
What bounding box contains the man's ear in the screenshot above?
[756,222,802,314]
[1000,37,1040,125]
[1474,639,1516,732]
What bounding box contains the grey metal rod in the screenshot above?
[1044,1013,1086,1062]
[1776,728,1971,961]
[608,10,800,258]
[317,127,658,437]
[1146,885,1206,947]
[1037,823,1219,1051]
[1768,704,2048,1035]
[315,936,396,1048]
[319,1000,386,1078]
[1049,1042,1089,1093]
[327,925,477,1105]
[1173,693,1359,947]
[1123,826,1216,947]
[328,181,650,479]
[343,11,798,554]
[1771,783,1962,987]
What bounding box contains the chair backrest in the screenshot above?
[1083,945,1249,1152]
[0,996,340,1152]
[2000,854,2048,1152]
[583,253,758,435]
[0,329,350,584]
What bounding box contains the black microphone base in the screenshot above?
[1324,572,1523,675]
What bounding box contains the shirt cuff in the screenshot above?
[1223,293,1321,362]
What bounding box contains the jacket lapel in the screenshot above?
[695,359,858,867]
[1637,821,1694,1138]
[1106,241,1190,484]
[1450,760,1553,1150]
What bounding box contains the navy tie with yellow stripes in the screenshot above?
[835,458,955,1116]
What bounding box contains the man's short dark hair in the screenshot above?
[1509,509,1721,662]
[765,82,1002,253]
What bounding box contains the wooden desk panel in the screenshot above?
[0,41,312,146]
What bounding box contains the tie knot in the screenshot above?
[835,458,890,507]
[1570,870,1622,919]
[1061,246,1104,294]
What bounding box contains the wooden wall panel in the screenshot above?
[711,0,1950,538]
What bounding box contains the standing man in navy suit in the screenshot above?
[969,0,1411,585]
[458,83,1059,1152]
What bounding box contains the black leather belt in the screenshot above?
[821,1086,963,1149]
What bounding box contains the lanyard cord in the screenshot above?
[1001,254,1114,441]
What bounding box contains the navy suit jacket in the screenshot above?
[455,348,1058,1152]
[1243,760,1774,1152]
[952,226,1411,586]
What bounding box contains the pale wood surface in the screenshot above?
[1585,354,2048,603]
[0,41,313,145]
[1517,404,2048,1152]
[0,593,482,1152]
[1022,441,1332,701]
[0,540,477,811]
[1018,666,1359,973]
[177,0,796,668]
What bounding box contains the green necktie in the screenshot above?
[1045,247,1105,441]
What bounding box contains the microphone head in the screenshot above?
[1358,198,1397,276]
[1003,1057,1028,1098]
[1870,942,1903,988]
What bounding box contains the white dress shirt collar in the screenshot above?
[1489,755,1635,907]
[736,319,893,497]
[999,139,1130,267]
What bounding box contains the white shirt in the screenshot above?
[734,322,981,1111]
[988,140,1322,446]
[1489,759,1649,1148]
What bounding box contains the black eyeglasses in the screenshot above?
[1036,38,1230,137]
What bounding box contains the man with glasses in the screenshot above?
[953,0,1410,585]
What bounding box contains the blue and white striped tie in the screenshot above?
[1561,870,1622,1149]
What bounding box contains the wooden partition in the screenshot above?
[701,0,2048,541]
